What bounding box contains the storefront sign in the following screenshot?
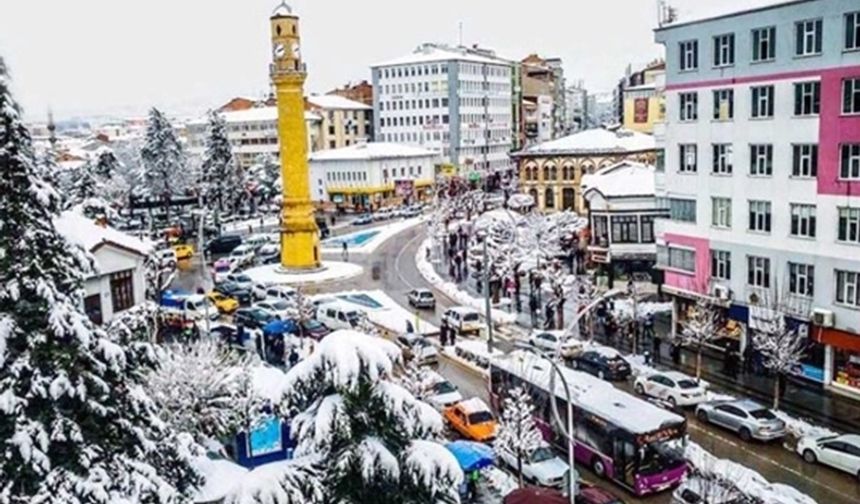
[748,306,781,333]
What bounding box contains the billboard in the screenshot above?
[634,98,649,123]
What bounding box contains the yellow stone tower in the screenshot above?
[269,2,320,270]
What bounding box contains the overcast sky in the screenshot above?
[0,0,781,121]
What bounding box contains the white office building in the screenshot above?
[371,43,514,177]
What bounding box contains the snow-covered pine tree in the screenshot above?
[68,160,100,205]
[226,159,249,215]
[200,111,233,213]
[283,330,462,504]
[248,153,281,205]
[494,386,543,488]
[0,56,200,503]
[140,107,188,221]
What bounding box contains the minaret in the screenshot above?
[269,2,320,269]
[47,109,57,150]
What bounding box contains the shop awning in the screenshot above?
[814,326,860,353]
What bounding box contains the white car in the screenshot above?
[226,273,254,291]
[423,371,463,410]
[156,248,177,269]
[797,434,860,479]
[498,443,569,488]
[265,285,298,302]
[634,371,708,408]
[442,307,483,334]
[254,299,293,320]
[228,245,256,268]
[244,233,273,252]
[528,331,582,359]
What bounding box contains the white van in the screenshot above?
[442,307,483,334]
[316,302,363,331]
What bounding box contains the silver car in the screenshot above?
[695,399,787,442]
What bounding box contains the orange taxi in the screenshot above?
[443,398,498,442]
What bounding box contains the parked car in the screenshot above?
[211,258,235,284]
[373,208,393,221]
[207,291,239,314]
[396,333,439,366]
[569,347,631,381]
[233,307,277,329]
[797,434,860,479]
[299,319,331,341]
[316,302,362,330]
[213,281,252,305]
[265,285,298,302]
[498,443,569,488]
[442,307,483,334]
[244,234,272,252]
[576,483,626,504]
[634,371,708,408]
[529,331,582,359]
[228,245,256,268]
[407,288,436,309]
[353,214,373,226]
[206,235,243,255]
[257,244,280,265]
[444,398,498,442]
[172,243,194,260]
[401,206,422,218]
[224,272,254,291]
[156,248,178,269]
[254,299,293,320]
[423,371,462,410]
[695,399,787,442]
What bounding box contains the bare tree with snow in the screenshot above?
[495,386,543,488]
[678,298,721,380]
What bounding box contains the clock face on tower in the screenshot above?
[292,42,301,59]
[274,43,286,59]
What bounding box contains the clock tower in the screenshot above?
[270,1,320,270]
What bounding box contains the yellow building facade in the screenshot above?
[269,4,320,269]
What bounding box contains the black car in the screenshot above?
[315,217,331,239]
[570,349,631,381]
[214,281,252,305]
[299,319,330,341]
[233,307,277,329]
[206,235,243,255]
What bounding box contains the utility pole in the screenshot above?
[482,63,491,193]
[482,235,494,353]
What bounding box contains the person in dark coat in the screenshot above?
[439,321,448,347]
[652,333,662,363]
[288,349,300,368]
[671,340,682,365]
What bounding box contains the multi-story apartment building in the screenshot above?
[655,0,860,396]
[371,43,514,178]
[566,81,589,133]
[521,54,567,141]
[326,80,374,107]
[306,94,373,150]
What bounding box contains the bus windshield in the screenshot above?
[638,438,685,476]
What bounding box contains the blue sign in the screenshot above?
[235,416,295,468]
[249,416,283,457]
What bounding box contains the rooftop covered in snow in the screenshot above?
[309,142,440,162]
[55,211,152,257]
[656,0,803,31]
[306,94,371,110]
[372,44,507,68]
[581,161,656,199]
[187,106,321,125]
[514,128,655,157]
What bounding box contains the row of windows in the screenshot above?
[378,131,448,144]
[663,247,860,308]
[380,64,449,80]
[677,11,860,71]
[381,97,449,111]
[674,142,859,180]
[592,214,657,245]
[324,165,425,183]
[678,78,860,121]
[381,114,449,127]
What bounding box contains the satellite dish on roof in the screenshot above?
[272,1,293,16]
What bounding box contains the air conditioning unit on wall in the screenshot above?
[711,284,731,301]
[811,308,835,328]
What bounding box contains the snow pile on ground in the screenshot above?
[321,216,426,254]
[192,456,248,502]
[415,238,517,325]
[310,289,439,336]
[686,442,816,504]
[242,260,363,286]
[612,298,672,320]
[773,410,837,440]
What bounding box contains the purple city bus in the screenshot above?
[489,352,688,496]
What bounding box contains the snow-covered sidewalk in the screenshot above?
[415,238,517,325]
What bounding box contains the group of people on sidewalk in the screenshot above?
[438,319,458,347]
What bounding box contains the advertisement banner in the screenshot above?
[634,98,649,123]
[394,179,414,198]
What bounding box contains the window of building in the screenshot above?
[752,26,776,62]
[789,263,815,297]
[749,144,773,176]
[794,81,821,115]
[640,215,656,243]
[847,11,860,50]
[611,215,639,244]
[713,89,734,120]
[667,247,696,273]
[748,200,772,232]
[712,144,733,174]
[747,256,771,288]
[712,197,732,228]
[792,144,818,177]
[844,78,860,114]
[712,250,732,280]
[713,33,735,66]
[796,19,823,56]
[836,269,860,307]
[842,144,860,179]
[329,140,336,149]
[655,149,665,173]
[593,215,608,245]
[680,40,698,71]
[110,270,135,314]
[679,144,697,173]
[751,86,774,118]
[544,188,555,209]
[662,198,697,223]
[680,92,698,121]
[838,207,860,243]
[790,203,817,238]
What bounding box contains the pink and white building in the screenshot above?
[654,0,860,396]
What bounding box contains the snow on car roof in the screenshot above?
[493,351,683,434]
[447,306,480,315]
[583,344,621,359]
[458,397,491,415]
[660,371,699,383]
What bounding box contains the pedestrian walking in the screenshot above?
[342,241,349,261]
[652,334,662,363]
[466,470,479,502]
[671,340,682,365]
[439,321,448,346]
[528,293,537,327]
[288,348,300,369]
[743,343,754,374]
[449,325,457,346]
[544,303,555,330]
